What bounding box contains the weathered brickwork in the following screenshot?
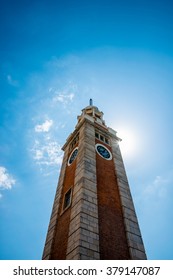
[95,138,130,259]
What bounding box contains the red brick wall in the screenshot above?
[96,140,130,259]
[50,147,77,259]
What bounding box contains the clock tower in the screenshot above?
[42,100,147,260]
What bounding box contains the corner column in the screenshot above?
[111,136,147,260]
[66,120,100,260]
[42,148,69,259]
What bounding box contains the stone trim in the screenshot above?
[42,148,69,259]
[111,138,147,260]
[66,121,100,260]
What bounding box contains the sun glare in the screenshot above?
[116,127,139,159]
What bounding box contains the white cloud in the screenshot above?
[0,166,16,190]
[34,150,43,160]
[53,92,75,105]
[144,175,169,198]
[7,75,18,87]
[35,119,53,132]
[50,82,76,107]
[32,138,63,168]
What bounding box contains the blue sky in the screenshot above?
[0,0,173,260]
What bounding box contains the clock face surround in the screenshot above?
[68,147,78,166]
[95,143,112,160]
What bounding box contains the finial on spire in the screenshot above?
[89,98,93,106]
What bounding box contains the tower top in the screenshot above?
[77,100,105,126]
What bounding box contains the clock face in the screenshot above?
[95,144,112,160]
[68,147,78,166]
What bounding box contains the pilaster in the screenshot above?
[111,138,147,260]
[42,148,69,259]
[66,120,100,260]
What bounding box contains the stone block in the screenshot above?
[128,239,145,252]
[66,247,79,260]
[122,206,138,223]
[81,199,98,213]
[45,228,55,244]
[74,177,97,193]
[126,224,141,236]
[118,179,131,192]
[89,243,99,252]
[130,248,147,260]
[81,212,98,226]
[75,168,96,184]
[79,246,97,259]
[81,240,90,249]
[121,196,135,211]
[114,169,128,182]
[80,254,91,260]
[70,201,82,220]
[78,149,96,162]
[68,214,81,230]
[75,160,96,176]
[128,232,143,244]
[94,251,100,259]
[42,239,53,258]
[126,219,140,230]
[114,164,127,176]
[48,215,57,231]
[119,188,132,200]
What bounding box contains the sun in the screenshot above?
[115,127,139,159]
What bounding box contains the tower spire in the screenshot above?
[89,98,93,106]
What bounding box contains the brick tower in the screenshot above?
[42,100,147,260]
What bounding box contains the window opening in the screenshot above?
[95,131,110,145]
[63,188,72,210]
[95,132,99,138]
[105,138,109,144]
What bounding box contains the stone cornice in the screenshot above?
[62,116,121,151]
